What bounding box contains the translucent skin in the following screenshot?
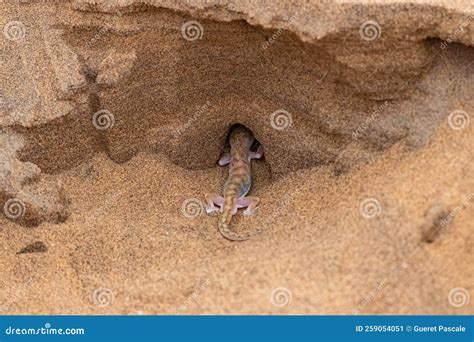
[206,125,263,241]
[219,127,254,240]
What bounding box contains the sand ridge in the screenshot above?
[0,0,472,315]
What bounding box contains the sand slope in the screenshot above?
[0,118,472,315]
[0,0,473,315]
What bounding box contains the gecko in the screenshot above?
[205,125,263,241]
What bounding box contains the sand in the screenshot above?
[0,117,472,314]
[0,0,472,315]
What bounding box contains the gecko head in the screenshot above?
[229,125,254,148]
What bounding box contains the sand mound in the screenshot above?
[0,0,472,314]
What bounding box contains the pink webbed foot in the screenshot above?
[249,145,264,160]
[236,196,260,216]
[205,194,224,214]
[218,154,231,166]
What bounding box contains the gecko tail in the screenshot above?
[219,224,251,241]
[218,213,251,241]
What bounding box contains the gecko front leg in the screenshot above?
[249,145,264,160]
[218,154,231,166]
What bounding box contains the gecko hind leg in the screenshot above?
[236,196,260,216]
[205,194,224,214]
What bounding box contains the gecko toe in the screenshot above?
[243,208,258,216]
[206,207,219,214]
